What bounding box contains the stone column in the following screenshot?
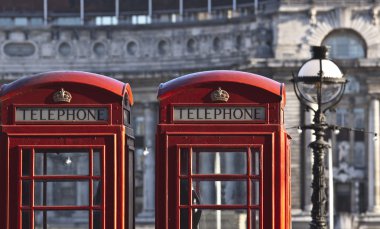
[115,0,119,19]
[43,0,48,25]
[148,0,152,18]
[208,0,212,18]
[136,103,157,223]
[303,109,315,212]
[80,0,84,25]
[179,0,183,20]
[368,98,380,213]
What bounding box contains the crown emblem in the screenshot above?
[211,87,229,102]
[53,88,72,103]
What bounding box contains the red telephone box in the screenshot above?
[156,70,290,229]
[0,71,134,229]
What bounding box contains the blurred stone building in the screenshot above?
[1,0,380,228]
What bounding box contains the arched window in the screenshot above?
[322,30,366,59]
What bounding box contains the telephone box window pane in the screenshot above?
[197,210,247,228]
[192,150,247,174]
[22,211,30,229]
[124,109,131,125]
[180,179,189,205]
[34,181,89,206]
[180,208,189,229]
[22,181,31,206]
[180,148,189,176]
[93,149,101,176]
[35,150,89,175]
[251,209,260,229]
[93,210,102,229]
[251,148,260,175]
[34,210,89,229]
[22,149,31,176]
[93,180,101,206]
[251,180,260,205]
[193,180,246,205]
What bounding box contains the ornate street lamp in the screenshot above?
[292,46,347,229]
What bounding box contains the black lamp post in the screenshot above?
[292,46,347,229]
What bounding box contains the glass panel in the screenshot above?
[197,210,247,229]
[251,180,260,205]
[93,180,101,206]
[180,208,189,229]
[35,150,89,175]
[192,150,247,174]
[251,148,260,175]
[193,180,246,205]
[180,148,189,176]
[323,30,365,59]
[35,181,89,206]
[34,210,89,229]
[124,109,131,125]
[251,209,260,229]
[22,181,31,206]
[93,149,101,176]
[93,210,102,229]
[180,179,189,205]
[22,149,31,176]
[22,211,30,229]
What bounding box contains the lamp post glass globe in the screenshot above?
[295,46,346,108]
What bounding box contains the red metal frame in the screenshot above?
[18,145,105,229]
[8,134,115,229]
[176,144,262,229]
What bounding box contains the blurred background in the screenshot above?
[1,0,380,228]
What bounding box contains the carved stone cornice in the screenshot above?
[366,78,380,95]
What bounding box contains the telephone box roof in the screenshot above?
[0,71,133,104]
[158,70,285,105]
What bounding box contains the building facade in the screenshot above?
[1,0,380,228]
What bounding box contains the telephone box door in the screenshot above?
[8,134,117,229]
[164,134,275,229]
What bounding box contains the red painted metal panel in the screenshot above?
[0,71,133,105]
[157,70,284,103]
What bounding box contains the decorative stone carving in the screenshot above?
[93,42,106,57]
[309,8,317,26]
[186,38,196,53]
[3,42,35,57]
[58,42,72,57]
[372,7,379,25]
[126,41,138,56]
[235,35,243,50]
[158,40,169,56]
[212,37,221,52]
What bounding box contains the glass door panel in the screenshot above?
[20,147,104,229]
[34,150,90,176]
[179,146,261,229]
[192,150,247,175]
